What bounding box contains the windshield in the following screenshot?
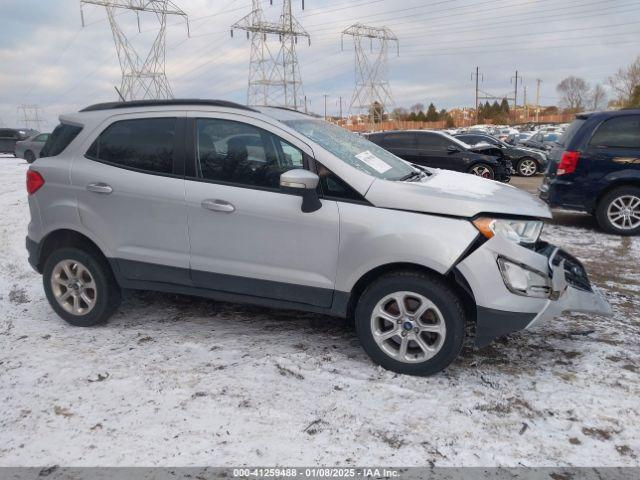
[440,131,473,149]
[283,119,415,180]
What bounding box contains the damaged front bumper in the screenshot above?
[455,235,612,347]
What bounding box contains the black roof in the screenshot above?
[80,99,257,112]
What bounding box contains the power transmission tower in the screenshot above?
[232,1,309,109]
[17,105,45,130]
[80,1,189,101]
[342,23,399,122]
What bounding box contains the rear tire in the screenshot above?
[468,163,495,179]
[24,150,36,163]
[517,157,538,177]
[42,247,121,326]
[355,271,466,376]
[595,186,640,236]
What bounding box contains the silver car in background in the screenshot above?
[25,100,611,376]
[15,132,50,163]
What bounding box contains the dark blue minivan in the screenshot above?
[540,110,640,235]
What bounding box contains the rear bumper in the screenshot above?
[456,235,612,347]
[539,177,591,212]
[26,236,41,273]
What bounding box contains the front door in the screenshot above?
[71,114,190,284]
[185,114,340,308]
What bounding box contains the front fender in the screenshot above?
[334,202,478,293]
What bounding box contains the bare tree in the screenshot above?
[410,102,424,113]
[391,107,408,120]
[607,56,640,107]
[590,84,607,111]
[557,76,590,112]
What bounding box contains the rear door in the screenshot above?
[376,132,420,163]
[583,114,640,188]
[415,132,462,170]
[72,113,190,284]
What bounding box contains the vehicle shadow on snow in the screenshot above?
[549,209,600,231]
[102,289,598,378]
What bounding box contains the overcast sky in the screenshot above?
[1,0,639,128]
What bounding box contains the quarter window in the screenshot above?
[589,116,640,149]
[195,118,304,189]
[86,118,176,174]
[41,123,83,158]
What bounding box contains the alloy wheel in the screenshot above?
[370,291,446,363]
[50,259,97,316]
[518,158,537,176]
[607,194,640,230]
[471,165,494,179]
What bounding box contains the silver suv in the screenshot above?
[26,100,611,376]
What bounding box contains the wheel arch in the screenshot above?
[343,262,476,329]
[594,177,640,212]
[36,229,108,273]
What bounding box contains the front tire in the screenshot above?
[595,186,640,235]
[355,271,466,376]
[516,157,538,177]
[42,247,121,326]
[468,163,495,179]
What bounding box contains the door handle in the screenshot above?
[86,183,113,194]
[201,199,235,213]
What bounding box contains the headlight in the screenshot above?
[473,217,543,244]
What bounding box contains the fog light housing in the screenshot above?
[497,257,551,298]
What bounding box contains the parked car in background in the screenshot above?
[25,99,611,376]
[540,110,640,235]
[521,131,560,151]
[455,133,547,177]
[0,128,37,155]
[366,130,511,182]
[15,132,50,163]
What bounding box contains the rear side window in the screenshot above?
[382,132,415,148]
[40,123,83,157]
[86,118,176,174]
[416,133,450,150]
[589,116,640,149]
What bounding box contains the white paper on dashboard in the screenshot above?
[355,150,392,173]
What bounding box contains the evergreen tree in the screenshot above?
[439,108,447,120]
[500,98,510,113]
[426,103,438,121]
[416,110,426,121]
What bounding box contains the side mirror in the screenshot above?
[280,169,322,213]
[447,145,459,154]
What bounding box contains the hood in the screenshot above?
[365,168,552,219]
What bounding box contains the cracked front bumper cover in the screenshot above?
[456,235,612,347]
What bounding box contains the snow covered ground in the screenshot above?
[1,155,639,467]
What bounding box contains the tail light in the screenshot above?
[557,151,580,175]
[26,170,45,195]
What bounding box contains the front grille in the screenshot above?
[535,242,592,292]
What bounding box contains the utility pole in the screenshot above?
[323,94,329,120]
[535,78,542,123]
[511,70,520,123]
[471,67,483,123]
[523,84,527,121]
[339,96,343,119]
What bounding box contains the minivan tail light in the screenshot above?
[26,170,45,195]
[557,151,580,175]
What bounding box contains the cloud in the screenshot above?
[0,0,638,127]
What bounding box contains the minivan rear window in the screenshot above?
[40,123,83,157]
[557,118,585,148]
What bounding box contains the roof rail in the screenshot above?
[80,99,258,112]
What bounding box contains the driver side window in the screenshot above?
[195,118,305,190]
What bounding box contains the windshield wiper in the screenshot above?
[398,170,424,182]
